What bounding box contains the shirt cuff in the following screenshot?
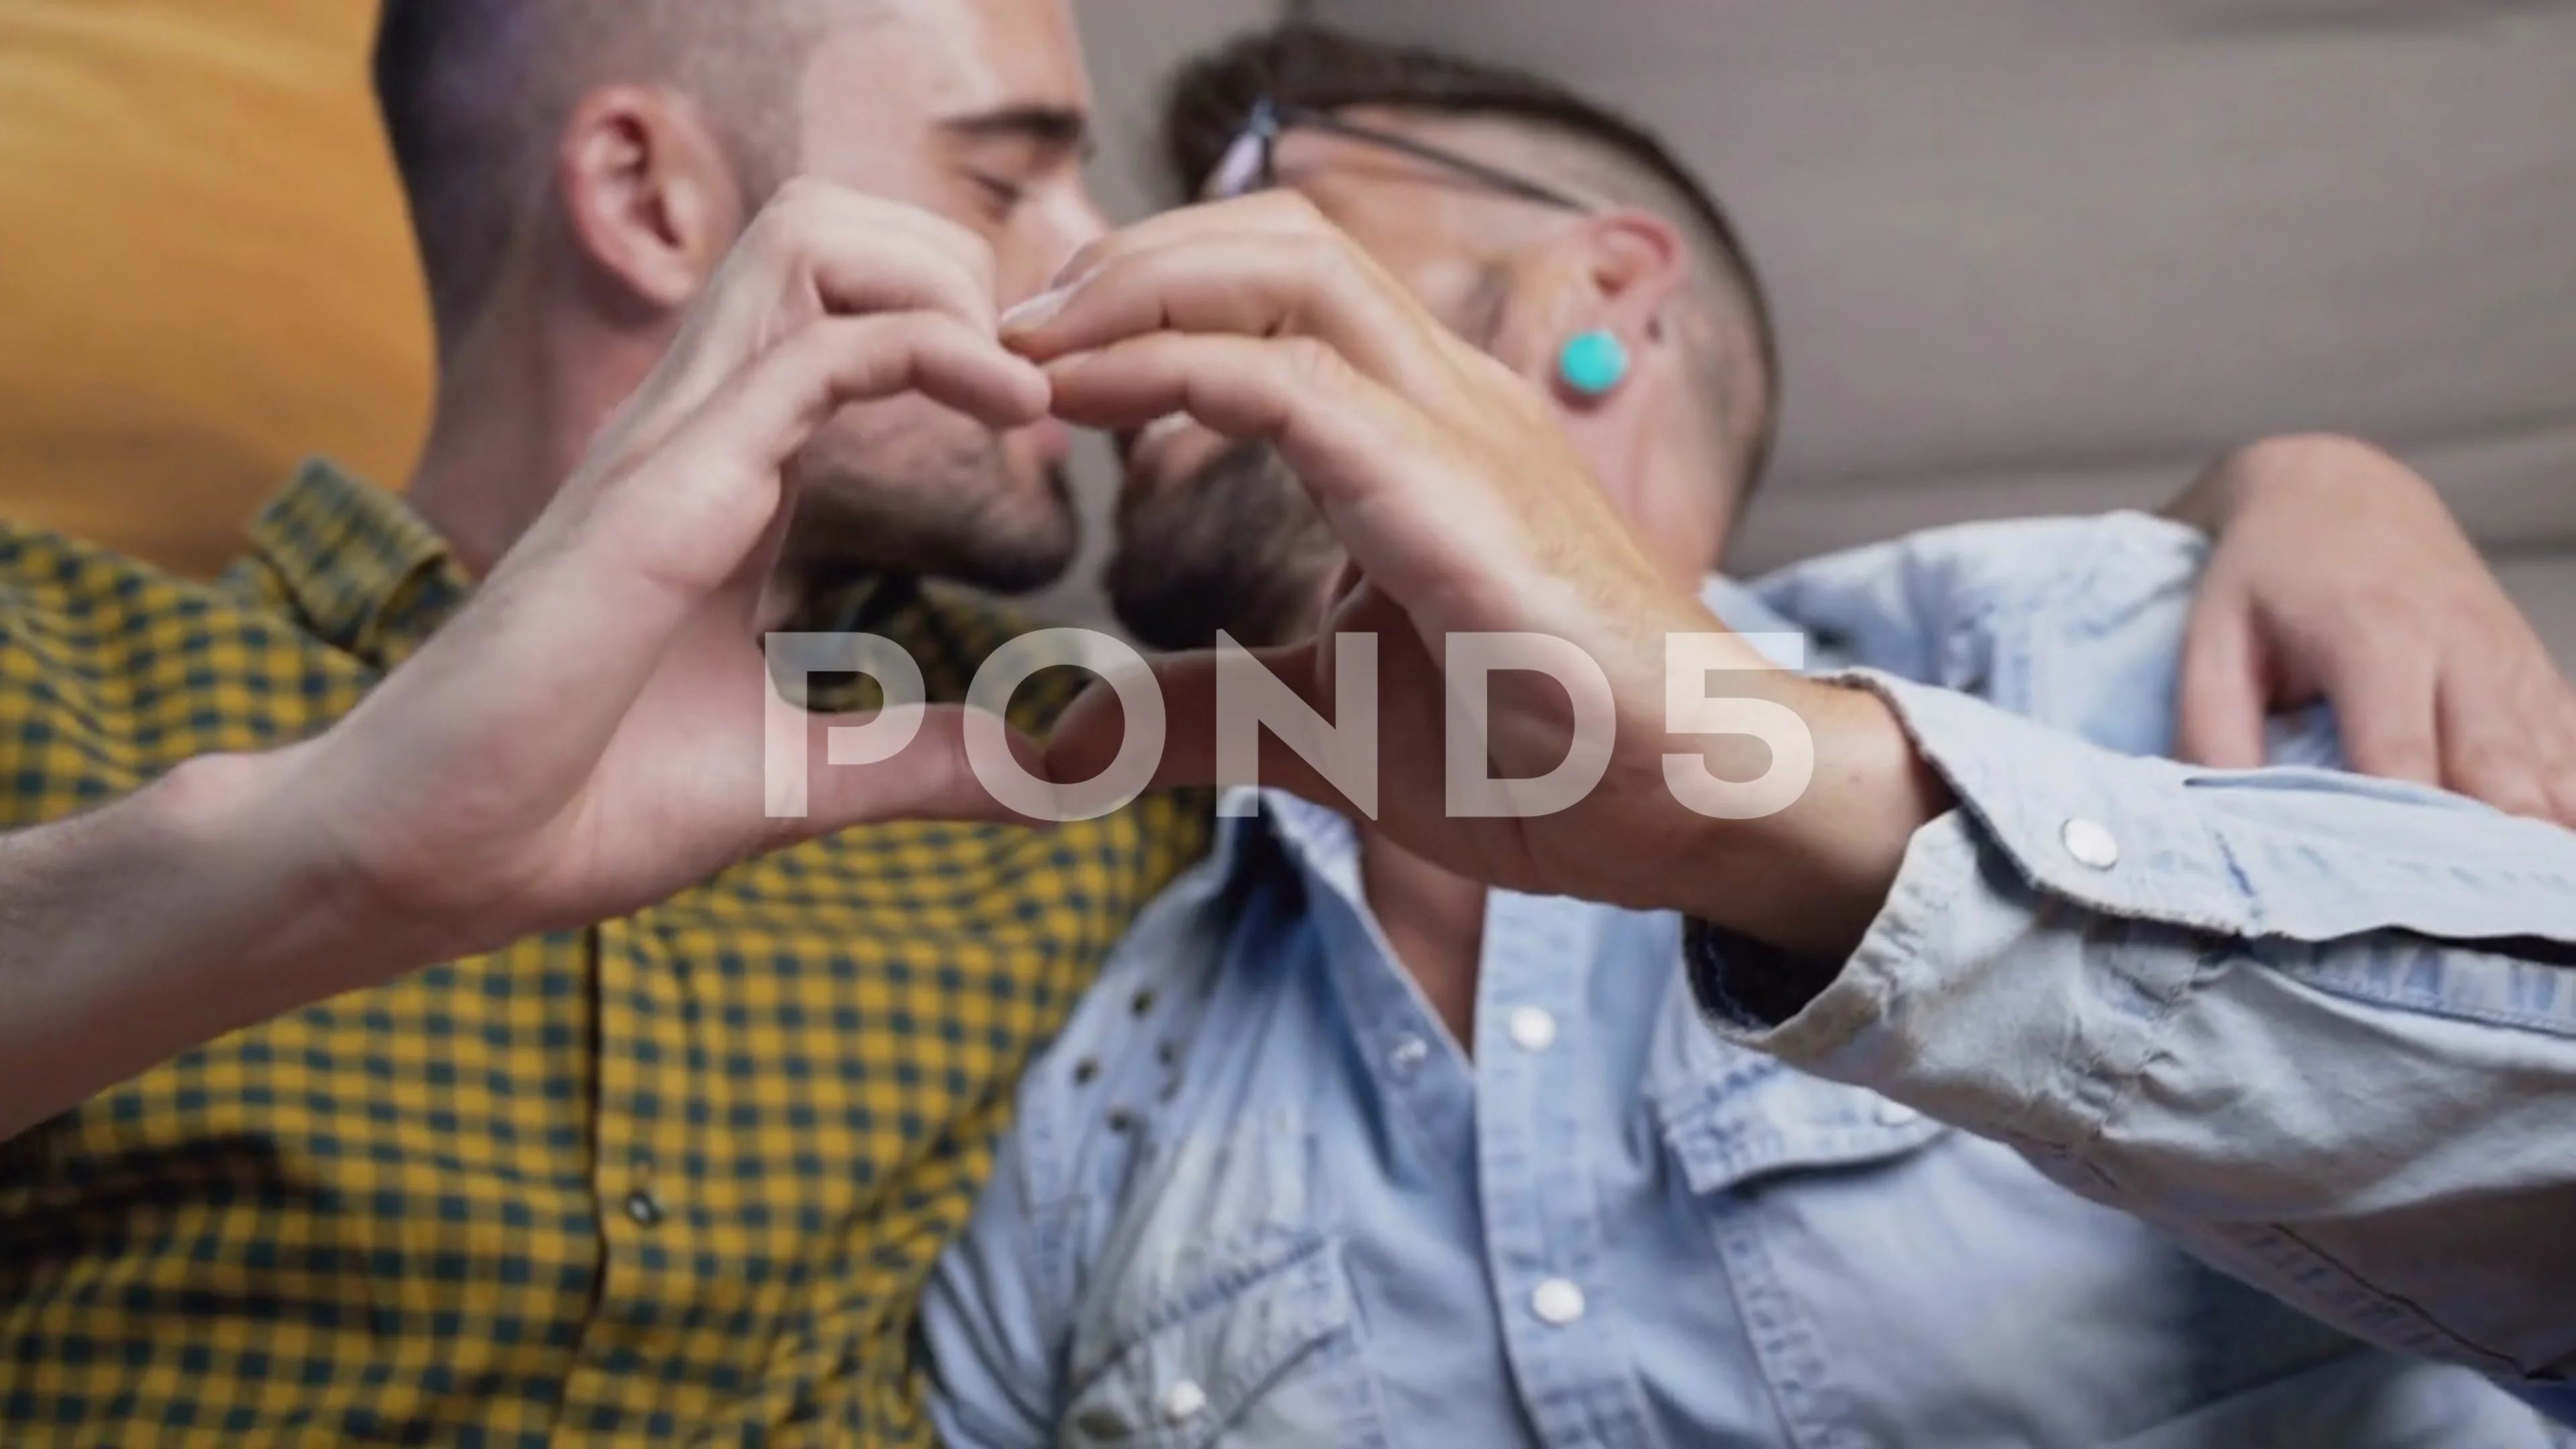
[1684,666,2576,1147]
[1847,672,2259,932]
[1815,670,2576,947]
[1684,667,2240,1026]
[1682,669,2258,1145]
[1683,915,1837,1030]
[1688,804,2139,1150]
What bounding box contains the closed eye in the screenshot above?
[966,170,1028,219]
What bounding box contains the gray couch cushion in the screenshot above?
[1306,0,2576,659]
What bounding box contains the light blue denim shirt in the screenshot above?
[922,513,2576,1447]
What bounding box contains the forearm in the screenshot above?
[0,750,378,1138]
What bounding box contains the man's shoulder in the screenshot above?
[1754,510,2207,623]
[1745,511,2208,684]
[0,519,363,826]
[0,518,292,680]
[3,515,208,608]
[1905,510,2208,610]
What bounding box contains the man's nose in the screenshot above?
[1068,184,1113,250]
[1022,185,1112,296]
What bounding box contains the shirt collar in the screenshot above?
[794,570,925,637]
[1698,573,1815,665]
[1216,788,1360,889]
[233,460,472,674]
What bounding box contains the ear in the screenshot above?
[1558,208,1688,395]
[555,85,750,319]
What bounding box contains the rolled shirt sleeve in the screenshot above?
[1693,670,2576,1383]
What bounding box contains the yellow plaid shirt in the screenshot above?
[0,463,1208,1445]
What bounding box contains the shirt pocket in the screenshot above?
[1055,1232,1381,1449]
[1653,1069,1948,1199]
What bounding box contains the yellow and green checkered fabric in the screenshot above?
[0,462,1208,1444]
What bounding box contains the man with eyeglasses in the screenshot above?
[916,23,2576,1446]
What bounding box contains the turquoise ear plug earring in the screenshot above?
[1557,329,1631,398]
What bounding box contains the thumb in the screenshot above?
[1043,642,1368,815]
[2175,590,2269,768]
[795,703,1053,833]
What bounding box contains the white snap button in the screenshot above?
[1161,1379,1208,1424]
[1532,1277,1587,1326]
[1875,1098,1921,1128]
[2060,817,2121,871]
[1388,1034,1430,1076]
[1507,1007,1559,1053]
[623,1188,665,1226]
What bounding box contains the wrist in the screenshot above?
[2166,432,2396,534]
[1664,676,1951,960]
[2164,460,2259,535]
[151,747,414,1000]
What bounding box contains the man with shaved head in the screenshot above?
[373,0,1095,590]
[0,0,1208,1441]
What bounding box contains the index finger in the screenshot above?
[1003,193,1458,384]
[717,180,1003,335]
[646,182,1006,430]
[1042,191,1328,299]
[1004,231,1448,398]
[2173,591,2269,769]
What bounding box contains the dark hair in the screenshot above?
[1163,22,1778,488]
[372,0,527,348]
[372,0,807,351]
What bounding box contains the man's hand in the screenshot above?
[252,180,1053,971]
[1012,195,1945,957]
[2,182,1060,1138]
[2170,433,2576,825]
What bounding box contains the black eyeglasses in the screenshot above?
[1209,99,1597,214]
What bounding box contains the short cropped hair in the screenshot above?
[1164,22,1780,492]
[372,0,829,349]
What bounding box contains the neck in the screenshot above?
[1587,388,1739,590]
[1637,424,1739,591]
[404,301,651,579]
[1358,830,1489,1053]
